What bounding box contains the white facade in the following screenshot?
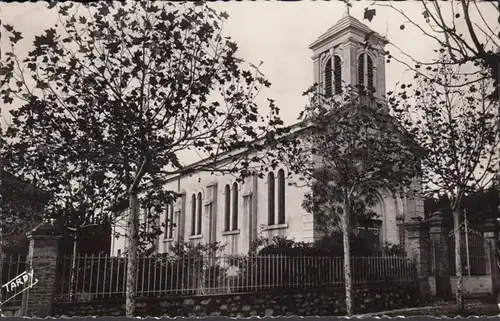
[111,14,425,256]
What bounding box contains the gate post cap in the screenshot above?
[477,219,497,234]
[27,222,61,239]
[426,209,450,224]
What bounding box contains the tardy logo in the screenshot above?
[0,270,38,306]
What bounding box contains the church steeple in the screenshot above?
[309,12,389,100]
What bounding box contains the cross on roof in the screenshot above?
[343,0,353,16]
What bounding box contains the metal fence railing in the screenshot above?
[54,254,417,302]
[1,254,27,306]
[448,231,489,276]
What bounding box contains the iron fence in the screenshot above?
[1,254,27,306]
[54,254,416,302]
[448,231,489,276]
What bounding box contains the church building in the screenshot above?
[110,13,425,256]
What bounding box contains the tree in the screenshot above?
[363,2,499,307]
[279,85,420,316]
[390,56,500,310]
[461,185,500,224]
[3,111,128,302]
[1,1,286,316]
[0,149,50,314]
[302,176,380,237]
[365,1,500,100]
[425,186,500,224]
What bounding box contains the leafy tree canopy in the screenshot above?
[365,1,499,100]
[280,84,421,231]
[1,1,287,247]
[389,53,499,211]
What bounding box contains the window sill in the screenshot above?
[222,229,240,236]
[262,223,288,231]
[163,238,174,243]
[188,234,203,240]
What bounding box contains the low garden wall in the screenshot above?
[450,276,493,298]
[53,284,421,317]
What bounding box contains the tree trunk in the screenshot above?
[126,192,139,317]
[69,232,78,302]
[341,210,353,316]
[453,209,464,311]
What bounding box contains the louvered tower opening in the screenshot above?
[367,55,374,92]
[334,55,342,94]
[324,59,332,97]
[358,54,365,89]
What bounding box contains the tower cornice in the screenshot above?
[309,15,388,52]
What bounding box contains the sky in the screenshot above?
[0,1,498,164]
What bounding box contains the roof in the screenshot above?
[160,120,310,185]
[309,14,388,50]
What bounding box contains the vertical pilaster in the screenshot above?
[243,191,253,254]
[342,39,355,87]
[312,54,321,90]
[177,192,186,243]
[205,182,218,245]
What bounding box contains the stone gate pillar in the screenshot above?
[404,216,430,303]
[427,210,452,300]
[20,223,61,317]
[478,220,500,298]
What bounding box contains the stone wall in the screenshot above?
[53,285,420,317]
[450,276,493,298]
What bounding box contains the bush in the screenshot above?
[252,233,398,257]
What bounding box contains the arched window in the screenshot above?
[268,172,275,225]
[324,59,332,97]
[190,194,196,236]
[334,55,342,94]
[196,192,202,235]
[397,216,405,247]
[165,201,174,239]
[224,184,231,231]
[277,169,286,224]
[357,54,365,87]
[232,182,239,230]
[358,53,375,92]
[367,55,374,91]
[169,202,174,239]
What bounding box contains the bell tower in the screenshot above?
[309,12,389,100]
